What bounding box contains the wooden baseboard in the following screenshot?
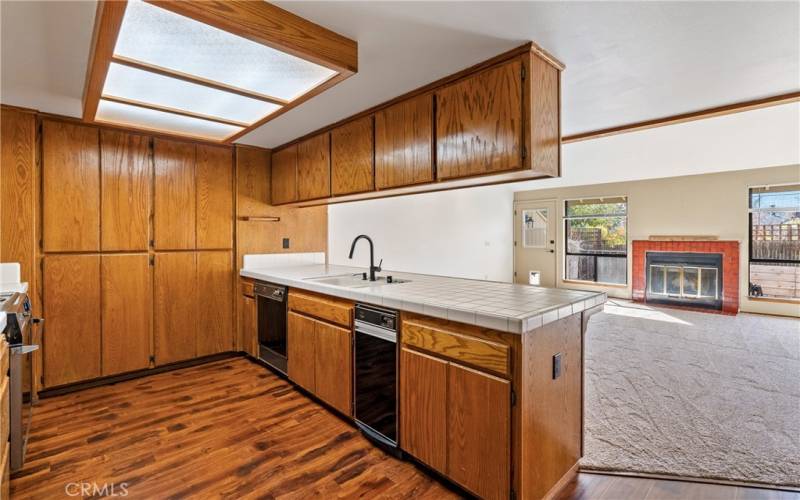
[39,352,241,398]
[580,469,800,493]
[544,462,580,500]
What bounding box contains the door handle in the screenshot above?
[549,249,555,253]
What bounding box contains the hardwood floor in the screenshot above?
[11,356,799,499]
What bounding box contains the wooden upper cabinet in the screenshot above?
[197,251,233,356]
[331,116,374,196]
[42,120,100,252]
[196,145,233,249]
[101,254,151,376]
[375,94,433,189]
[100,131,151,251]
[236,147,271,216]
[154,252,198,365]
[296,133,331,201]
[435,58,523,180]
[270,145,298,205]
[43,255,101,387]
[154,139,196,250]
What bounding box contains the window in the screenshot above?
[564,197,627,285]
[749,185,800,300]
[522,208,548,248]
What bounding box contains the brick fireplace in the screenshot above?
[632,240,740,314]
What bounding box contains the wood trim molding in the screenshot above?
[82,0,127,121]
[146,0,358,74]
[562,91,800,144]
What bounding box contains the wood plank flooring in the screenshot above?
[11,356,800,499]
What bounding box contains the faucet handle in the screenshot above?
[375,259,383,273]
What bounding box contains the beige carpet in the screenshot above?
[581,300,800,488]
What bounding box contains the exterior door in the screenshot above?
[514,200,557,287]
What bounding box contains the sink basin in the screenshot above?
[305,274,411,288]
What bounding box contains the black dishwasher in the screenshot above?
[353,304,398,451]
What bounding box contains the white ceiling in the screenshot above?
[1,1,798,148]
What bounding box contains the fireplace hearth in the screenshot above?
[645,252,722,310]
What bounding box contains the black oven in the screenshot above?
[354,304,398,450]
[254,282,288,375]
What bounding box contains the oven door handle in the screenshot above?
[354,322,397,343]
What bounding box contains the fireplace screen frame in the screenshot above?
[645,251,723,310]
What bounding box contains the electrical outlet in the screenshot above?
[282,238,290,249]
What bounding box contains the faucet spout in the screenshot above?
[348,235,380,281]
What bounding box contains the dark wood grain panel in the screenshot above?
[331,116,374,195]
[154,252,197,364]
[101,254,151,376]
[196,144,233,249]
[43,255,101,387]
[297,133,331,201]
[448,362,510,500]
[287,311,316,391]
[197,251,233,356]
[42,120,100,251]
[375,93,433,189]
[435,58,522,180]
[236,146,272,215]
[100,130,151,251]
[400,348,447,472]
[270,145,298,205]
[0,109,36,298]
[314,320,352,415]
[154,139,196,250]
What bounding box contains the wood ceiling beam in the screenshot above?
[82,0,128,121]
[146,0,358,74]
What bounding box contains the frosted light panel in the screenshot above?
[96,99,243,141]
[103,63,281,124]
[115,0,338,101]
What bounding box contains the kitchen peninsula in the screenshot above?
[240,257,606,500]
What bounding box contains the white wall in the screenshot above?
[328,102,800,281]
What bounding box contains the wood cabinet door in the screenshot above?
[400,348,447,472]
[447,362,510,500]
[331,116,374,196]
[154,252,197,364]
[314,320,352,415]
[240,294,257,356]
[101,254,151,376]
[297,133,330,201]
[287,312,315,391]
[375,94,433,189]
[100,130,151,251]
[42,120,100,252]
[196,145,233,249]
[270,145,297,205]
[436,59,523,180]
[197,251,233,356]
[154,139,196,249]
[43,255,101,387]
[236,147,271,216]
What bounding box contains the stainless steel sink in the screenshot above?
[305,274,410,288]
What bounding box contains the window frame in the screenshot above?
[562,195,629,286]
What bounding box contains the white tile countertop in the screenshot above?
[241,264,606,335]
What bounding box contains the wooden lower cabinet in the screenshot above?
[101,254,151,376]
[287,312,316,392]
[197,251,233,356]
[287,309,353,416]
[400,348,447,472]
[314,321,352,415]
[448,363,510,500]
[154,252,198,365]
[43,255,102,387]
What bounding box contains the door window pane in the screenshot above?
[522,209,548,248]
[749,185,800,299]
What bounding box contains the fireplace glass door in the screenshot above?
[649,265,718,300]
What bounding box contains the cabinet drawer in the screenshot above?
[240,280,254,298]
[402,320,509,377]
[288,290,352,328]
